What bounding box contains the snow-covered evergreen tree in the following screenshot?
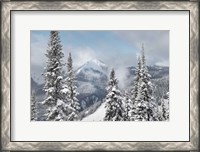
[104,69,124,121]
[129,44,157,121]
[42,31,67,121]
[161,92,169,121]
[61,52,80,121]
[140,44,157,121]
[31,91,37,121]
[123,91,131,121]
[133,78,149,121]
[129,56,142,121]
[130,56,142,101]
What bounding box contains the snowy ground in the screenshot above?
[81,102,106,121]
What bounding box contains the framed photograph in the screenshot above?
[1,0,199,151]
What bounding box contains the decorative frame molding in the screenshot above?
[1,1,199,151]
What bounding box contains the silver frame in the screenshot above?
[1,1,199,151]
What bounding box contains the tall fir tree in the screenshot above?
[140,44,157,121]
[133,78,149,121]
[61,52,80,121]
[31,91,37,121]
[104,69,124,121]
[129,44,157,121]
[131,56,142,101]
[42,31,67,121]
[129,56,142,121]
[123,91,131,121]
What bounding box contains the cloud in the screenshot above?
[68,46,97,68]
[155,60,169,66]
[113,30,169,66]
[115,67,129,90]
[31,32,48,66]
[31,32,49,83]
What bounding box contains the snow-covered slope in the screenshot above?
[81,102,106,121]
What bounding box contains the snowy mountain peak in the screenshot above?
[89,59,107,68]
[76,59,108,75]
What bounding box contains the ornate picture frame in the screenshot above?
[1,1,199,151]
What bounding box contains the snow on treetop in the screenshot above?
[60,88,69,94]
[57,99,65,106]
[57,76,63,80]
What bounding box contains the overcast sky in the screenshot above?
[31,30,169,84]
